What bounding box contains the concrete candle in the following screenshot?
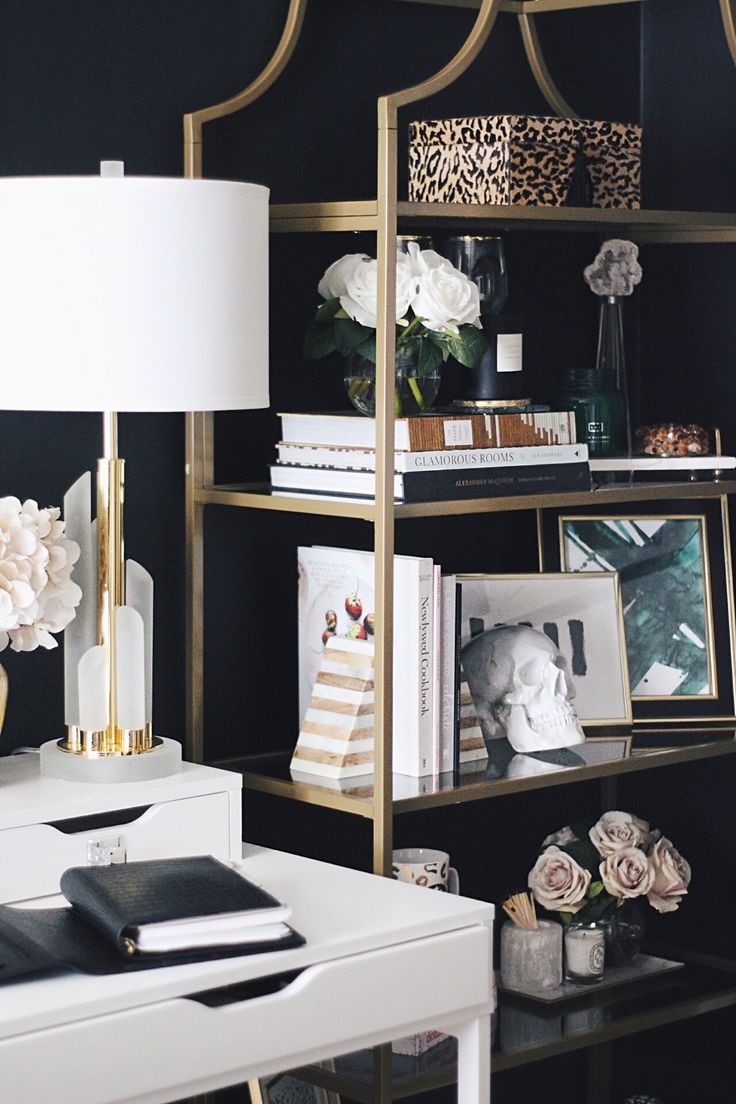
[500,919,563,992]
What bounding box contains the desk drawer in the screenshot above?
[0,925,492,1104]
[0,791,236,903]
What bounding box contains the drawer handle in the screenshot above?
[186,968,304,1007]
[46,806,151,834]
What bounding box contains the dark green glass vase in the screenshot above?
[558,367,627,457]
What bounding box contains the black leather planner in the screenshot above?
[0,856,304,983]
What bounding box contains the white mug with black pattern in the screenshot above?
[392,847,460,893]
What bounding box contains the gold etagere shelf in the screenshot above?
[195,477,736,522]
[183,2,736,1100]
[185,0,736,883]
[270,201,736,243]
[212,729,736,819]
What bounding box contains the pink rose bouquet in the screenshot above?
[529,810,691,924]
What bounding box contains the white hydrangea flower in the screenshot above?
[0,497,81,652]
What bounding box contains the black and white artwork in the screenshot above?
[456,573,631,725]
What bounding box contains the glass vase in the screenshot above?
[344,348,441,417]
[595,294,631,453]
[604,900,647,966]
[557,367,628,457]
[444,235,528,408]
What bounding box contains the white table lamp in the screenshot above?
[0,163,269,781]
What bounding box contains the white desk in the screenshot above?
[0,844,494,1104]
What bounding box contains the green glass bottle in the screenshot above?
[558,368,627,457]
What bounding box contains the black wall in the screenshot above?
[1,4,735,1098]
[0,0,642,758]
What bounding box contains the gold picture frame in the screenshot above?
[456,572,632,727]
[540,498,736,724]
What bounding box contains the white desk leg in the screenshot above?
[453,1013,491,1104]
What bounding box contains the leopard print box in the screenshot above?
[408,114,641,208]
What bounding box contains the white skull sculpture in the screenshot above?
[461,625,585,754]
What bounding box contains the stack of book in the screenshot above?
[296,544,485,780]
[271,409,591,502]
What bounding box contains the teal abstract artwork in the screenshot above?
[561,517,713,698]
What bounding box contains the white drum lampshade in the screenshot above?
[0,169,270,781]
[0,172,269,412]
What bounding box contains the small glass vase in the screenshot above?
[595,294,631,453]
[604,900,647,967]
[344,348,441,417]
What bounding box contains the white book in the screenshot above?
[276,441,588,472]
[278,409,578,450]
[298,545,435,777]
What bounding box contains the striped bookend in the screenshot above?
[458,668,488,765]
[291,637,375,779]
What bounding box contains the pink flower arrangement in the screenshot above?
[529,810,691,923]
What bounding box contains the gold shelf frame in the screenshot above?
[196,477,736,519]
[183,0,736,878]
[269,201,736,242]
[214,732,736,818]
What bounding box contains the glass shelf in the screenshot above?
[211,727,736,818]
[269,201,736,242]
[196,478,736,521]
[287,957,736,1100]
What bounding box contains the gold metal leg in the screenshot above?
[719,0,736,66]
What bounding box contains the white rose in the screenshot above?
[590,811,651,856]
[647,837,691,913]
[411,265,482,334]
[600,846,655,900]
[404,241,453,275]
[528,846,591,914]
[340,254,417,329]
[317,254,369,300]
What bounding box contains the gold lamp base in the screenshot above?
[63,723,155,756]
